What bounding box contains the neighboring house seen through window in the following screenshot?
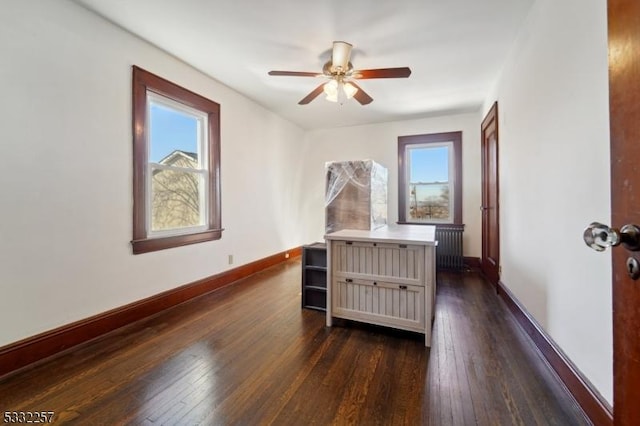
[398,132,462,225]
[132,66,221,254]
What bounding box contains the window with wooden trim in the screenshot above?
[398,132,462,225]
[131,66,222,254]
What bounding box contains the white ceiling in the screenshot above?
[74,0,534,130]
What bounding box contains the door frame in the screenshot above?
[480,101,500,286]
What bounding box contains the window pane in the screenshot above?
[409,146,449,183]
[409,183,450,221]
[151,168,204,231]
[149,101,200,164]
[408,145,451,221]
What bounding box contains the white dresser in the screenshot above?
[325,226,437,346]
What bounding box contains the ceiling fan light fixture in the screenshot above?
[343,82,358,99]
[323,80,338,102]
[323,80,358,104]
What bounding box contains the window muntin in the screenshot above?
[132,66,221,254]
[398,132,462,225]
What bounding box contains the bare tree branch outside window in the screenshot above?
[151,152,201,231]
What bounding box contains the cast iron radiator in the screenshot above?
[435,225,464,270]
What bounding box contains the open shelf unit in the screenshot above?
[301,242,327,311]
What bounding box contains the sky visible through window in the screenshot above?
[409,146,449,183]
[149,103,198,163]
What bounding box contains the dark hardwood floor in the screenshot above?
[0,260,588,425]
[428,273,588,426]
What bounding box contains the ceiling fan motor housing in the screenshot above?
[323,61,354,77]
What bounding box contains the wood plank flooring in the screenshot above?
[428,273,588,425]
[0,260,589,425]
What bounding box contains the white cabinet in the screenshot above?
[325,226,437,346]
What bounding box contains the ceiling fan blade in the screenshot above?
[353,67,412,79]
[268,71,320,77]
[332,41,353,71]
[298,84,326,105]
[348,81,373,105]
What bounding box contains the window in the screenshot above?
[132,66,221,254]
[398,132,462,224]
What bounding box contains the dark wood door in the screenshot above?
[481,102,500,285]
[608,1,640,423]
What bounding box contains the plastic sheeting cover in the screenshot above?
[325,160,388,234]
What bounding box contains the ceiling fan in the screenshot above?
[268,41,411,105]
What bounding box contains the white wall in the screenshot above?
[0,0,306,347]
[299,113,482,257]
[484,0,612,404]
